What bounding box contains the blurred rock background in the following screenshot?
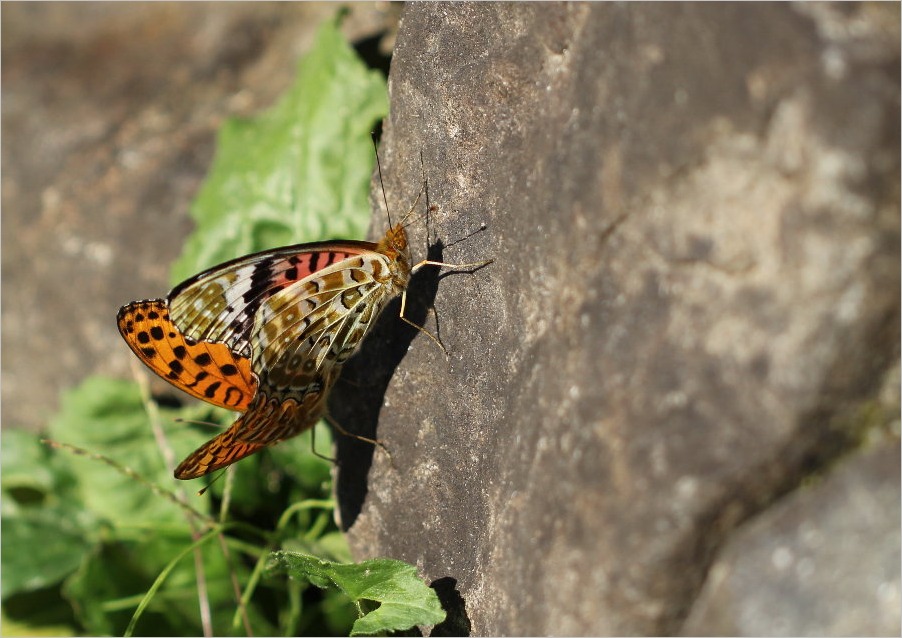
[2,2,397,431]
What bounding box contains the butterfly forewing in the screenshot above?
[167,241,380,357]
[117,299,257,410]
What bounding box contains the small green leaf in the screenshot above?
[1,429,56,496]
[267,552,446,635]
[170,16,389,284]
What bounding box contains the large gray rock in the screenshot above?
[332,3,900,635]
[681,443,901,637]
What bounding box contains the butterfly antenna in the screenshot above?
[372,132,393,228]
[420,149,433,244]
[197,469,228,497]
[372,132,430,233]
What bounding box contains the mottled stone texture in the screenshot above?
[681,444,901,637]
[332,3,900,635]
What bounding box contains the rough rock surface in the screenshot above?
[332,4,900,635]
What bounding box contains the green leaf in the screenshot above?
[45,376,208,527]
[267,553,446,636]
[1,428,97,599]
[170,16,389,284]
[1,505,96,598]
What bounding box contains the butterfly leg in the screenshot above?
[411,258,495,274]
[398,184,426,226]
[399,289,450,357]
[401,258,494,356]
[323,413,388,453]
[310,421,337,463]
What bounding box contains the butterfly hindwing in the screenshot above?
[173,370,337,479]
[117,299,257,411]
[117,286,349,479]
[173,412,267,479]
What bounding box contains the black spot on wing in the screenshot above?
[193,353,211,366]
[220,364,239,376]
[223,386,245,406]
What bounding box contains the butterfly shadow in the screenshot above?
[430,577,472,636]
[329,238,447,530]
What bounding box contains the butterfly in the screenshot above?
[119,188,491,479]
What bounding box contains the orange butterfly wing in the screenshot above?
[117,299,257,411]
[173,375,336,479]
[172,413,267,479]
[118,299,330,480]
